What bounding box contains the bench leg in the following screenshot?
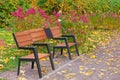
[67,47,72,60]
[61,48,63,55]
[36,59,42,78]
[75,44,79,56]
[49,56,55,70]
[53,47,55,58]
[17,59,21,75]
[31,61,34,69]
[34,49,42,78]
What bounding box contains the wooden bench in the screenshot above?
[44,26,79,60]
[12,28,55,78]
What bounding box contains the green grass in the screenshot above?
[0,78,7,80]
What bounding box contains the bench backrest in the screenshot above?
[29,28,47,42]
[13,28,47,48]
[50,27,62,38]
[13,31,33,48]
[44,27,62,38]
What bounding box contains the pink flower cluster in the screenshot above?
[70,10,89,23]
[38,8,50,19]
[26,8,36,15]
[53,10,61,18]
[53,11,62,29]
[11,7,38,19]
[11,7,62,28]
[11,7,24,19]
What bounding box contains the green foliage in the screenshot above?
[0,0,32,28]
[18,0,32,10]
[0,0,17,28]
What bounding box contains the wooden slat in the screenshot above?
[56,42,75,47]
[29,28,47,42]
[21,53,50,59]
[14,30,33,47]
[50,27,62,38]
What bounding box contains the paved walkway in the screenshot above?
[0,32,120,80]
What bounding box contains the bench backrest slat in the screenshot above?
[29,28,47,42]
[13,31,33,47]
[50,27,62,38]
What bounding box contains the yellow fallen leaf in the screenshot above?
[65,73,75,79]
[79,66,86,70]
[40,58,47,61]
[61,70,67,73]
[42,69,47,74]
[54,61,59,64]
[80,70,93,76]
[105,62,110,66]
[18,77,27,80]
[85,70,93,75]
[90,55,96,59]
[4,58,9,63]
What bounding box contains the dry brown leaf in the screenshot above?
[105,62,111,66]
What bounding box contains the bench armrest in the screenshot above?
[33,43,51,53]
[33,42,49,46]
[53,37,69,46]
[53,37,67,40]
[19,46,36,50]
[62,34,74,37]
[62,34,77,43]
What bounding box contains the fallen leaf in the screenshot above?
[80,70,93,76]
[85,70,93,75]
[98,72,104,78]
[18,77,27,80]
[90,55,96,59]
[57,71,62,75]
[20,70,25,75]
[61,70,67,73]
[54,61,59,64]
[65,73,75,79]
[105,62,110,66]
[40,58,47,61]
[4,58,9,63]
[53,78,58,80]
[79,66,87,70]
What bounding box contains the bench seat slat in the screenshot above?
[56,43,76,47]
[21,53,50,59]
